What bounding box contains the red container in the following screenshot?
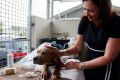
[12,51,27,59]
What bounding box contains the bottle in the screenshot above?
[7,52,14,67]
[64,32,68,39]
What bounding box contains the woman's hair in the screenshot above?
[82,0,113,28]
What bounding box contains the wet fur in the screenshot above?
[33,47,64,80]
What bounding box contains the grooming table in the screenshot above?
[0,63,38,80]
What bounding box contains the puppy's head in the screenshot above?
[33,47,56,65]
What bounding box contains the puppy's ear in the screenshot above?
[50,48,61,61]
[51,49,58,57]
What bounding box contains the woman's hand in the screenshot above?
[45,45,64,56]
[64,61,80,69]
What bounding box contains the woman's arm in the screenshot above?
[65,38,120,69]
[81,37,120,69]
[60,34,85,56]
[45,34,85,57]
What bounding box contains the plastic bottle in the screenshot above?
[7,52,14,67]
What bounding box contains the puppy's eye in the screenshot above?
[41,52,46,55]
[37,50,41,54]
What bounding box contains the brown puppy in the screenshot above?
[33,47,64,80]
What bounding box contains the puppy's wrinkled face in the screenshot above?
[33,47,55,65]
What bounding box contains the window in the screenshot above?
[53,1,82,19]
[0,0,31,68]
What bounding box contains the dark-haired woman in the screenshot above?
[46,0,120,80]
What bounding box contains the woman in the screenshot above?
[46,0,120,80]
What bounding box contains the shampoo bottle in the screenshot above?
[7,51,14,67]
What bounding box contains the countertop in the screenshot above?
[0,63,38,80]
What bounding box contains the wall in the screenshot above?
[51,19,80,38]
[31,16,80,48]
[31,16,51,49]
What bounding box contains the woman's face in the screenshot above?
[83,0,100,22]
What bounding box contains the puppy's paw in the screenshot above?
[50,74,57,80]
[38,72,48,80]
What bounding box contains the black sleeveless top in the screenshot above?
[78,14,120,50]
